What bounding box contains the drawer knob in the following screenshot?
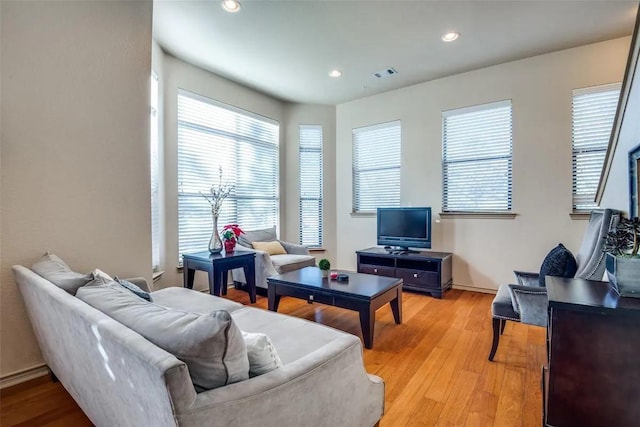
[374,268,378,273]
[413,273,418,278]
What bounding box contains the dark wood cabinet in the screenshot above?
[356,247,453,298]
[544,277,640,427]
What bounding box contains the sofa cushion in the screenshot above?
[539,243,577,286]
[271,254,316,274]
[151,286,244,313]
[115,277,152,302]
[77,278,249,390]
[242,331,283,377]
[32,252,92,295]
[231,306,358,365]
[252,240,287,255]
[238,226,277,248]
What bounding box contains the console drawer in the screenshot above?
[358,264,395,277]
[396,268,439,287]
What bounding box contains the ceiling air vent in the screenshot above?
[373,68,398,79]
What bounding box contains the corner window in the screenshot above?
[299,125,323,247]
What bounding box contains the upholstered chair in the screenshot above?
[488,208,620,361]
[232,226,316,290]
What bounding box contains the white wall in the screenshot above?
[0,0,152,378]
[283,104,337,263]
[156,52,286,290]
[336,37,630,291]
[600,40,640,212]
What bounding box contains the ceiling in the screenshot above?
[153,0,638,105]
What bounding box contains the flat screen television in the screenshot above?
[377,207,431,253]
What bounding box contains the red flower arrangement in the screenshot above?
[222,224,244,242]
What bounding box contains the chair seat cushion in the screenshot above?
[271,254,316,274]
[492,284,520,321]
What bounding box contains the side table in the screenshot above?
[182,250,256,303]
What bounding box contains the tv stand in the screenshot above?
[356,247,453,298]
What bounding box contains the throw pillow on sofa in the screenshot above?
[242,331,283,377]
[114,276,152,302]
[251,240,287,256]
[32,252,92,295]
[538,243,577,286]
[77,277,249,389]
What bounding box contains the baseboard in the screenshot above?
[452,284,497,295]
[0,364,48,389]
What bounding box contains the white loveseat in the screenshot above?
[232,226,316,290]
[13,265,384,427]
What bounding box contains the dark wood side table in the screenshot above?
[182,250,256,303]
[544,276,640,427]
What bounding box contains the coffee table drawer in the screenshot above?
[396,268,439,287]
[358,264,395,277]
[277,284,335,305]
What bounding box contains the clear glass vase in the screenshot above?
[208,213,223,254]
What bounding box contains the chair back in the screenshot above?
[574,209,620,280]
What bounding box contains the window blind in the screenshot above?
[177,90,279,260]
[572,83,621,212]
[442,100,513,212]
[150,72,160,271]
[352,121,401,213]
[299,125,323,247]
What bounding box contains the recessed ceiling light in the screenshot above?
[441,32,460,42]
[329,70,342,78]
[221,0,241,13]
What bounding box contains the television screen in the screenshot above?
[377,207,431,251]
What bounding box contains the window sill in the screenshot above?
[569,212,591,220]
[350,211,376,218]
[439,212,517,219]
[308,247,326,253]
[152,270,164,283]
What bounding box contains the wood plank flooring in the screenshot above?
[0,288,545,426]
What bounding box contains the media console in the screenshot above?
[356,247,453,298]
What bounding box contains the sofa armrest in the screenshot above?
[175,336,384,427]
[124,277,151,292]
[279,241,310,255]
[231,246,277,288]
[507,284,548,327]
[513,270,540,287]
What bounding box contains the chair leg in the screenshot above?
[489,318,502,361]
[500,318,506,335]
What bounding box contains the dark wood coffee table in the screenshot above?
[267,267,402,349]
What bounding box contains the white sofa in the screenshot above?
[232,226,316,290]
[13,265,384,427]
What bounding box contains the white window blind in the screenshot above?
[442,100,513,212]
[572,83,621,212]
[150,72,160,271]
[299,125,323,247]
[352,121,401,213]
[177,90,279,259]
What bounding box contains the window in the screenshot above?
[150,72,160,271]
[572,83,621,212]
[177,90,279,259]
[442,100,512,213]
[352,121,401,213]
[299,125,323,247]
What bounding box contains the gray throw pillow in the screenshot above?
[538,244,577,286]
[32,252,92,295]
[77,279,249,389]
[114,276,152,302]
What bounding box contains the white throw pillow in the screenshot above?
[242,331,283,376]
[77,279,249,389]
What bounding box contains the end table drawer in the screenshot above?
[396,268,439,287]
[358,264,395,277]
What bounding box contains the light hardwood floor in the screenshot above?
[0,288,545,426]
